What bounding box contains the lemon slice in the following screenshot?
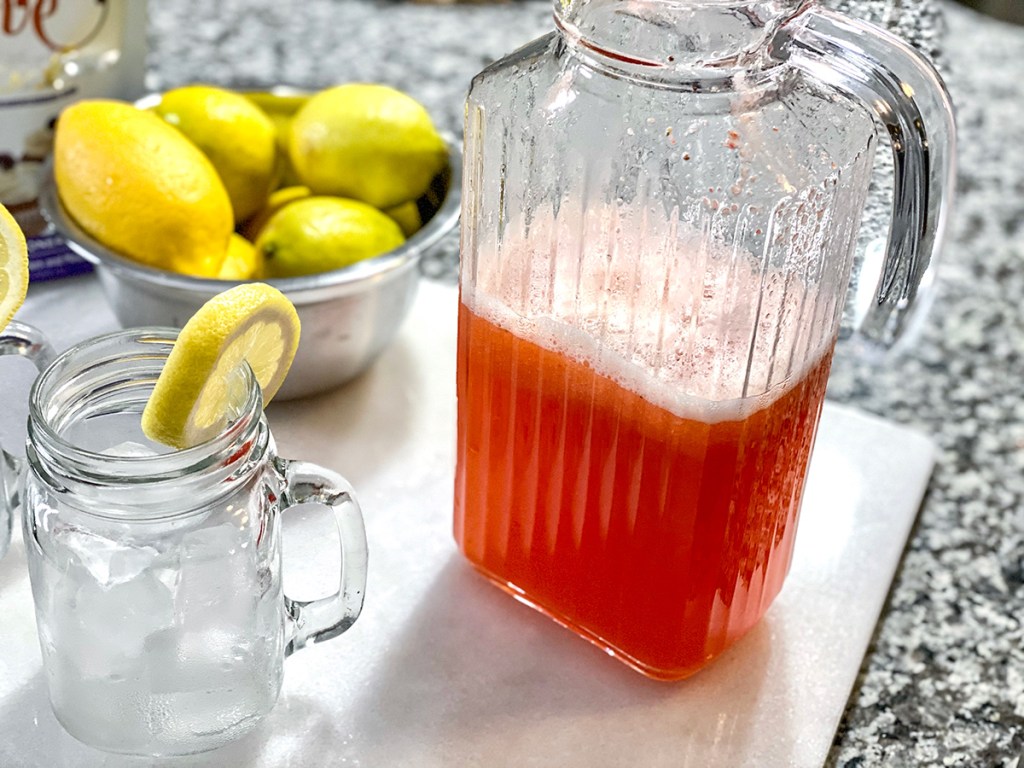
[141,283,300,449]
[0,203,29,330]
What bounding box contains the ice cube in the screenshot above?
[83,569,173,634]
[54,523,161,587]
[49,561,176,678]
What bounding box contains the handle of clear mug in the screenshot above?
[779,7,957,350]
[0,320,55,558]
[274,457,369,656]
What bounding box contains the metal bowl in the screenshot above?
[38,135,461,400]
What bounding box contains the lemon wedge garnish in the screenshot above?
[0,203,29,330]
[141,283,300,449]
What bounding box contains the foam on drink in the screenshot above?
[463,205,838,424]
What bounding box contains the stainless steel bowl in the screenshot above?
[38,137,461,400]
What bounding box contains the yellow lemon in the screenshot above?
[141,282,300,449]
[242,91,309,117]
[54,100,232,277]
[384,201,422,238]
[242,91,310,190]
[239,185,311,242]
[156,85,278,223]
[0,203,29,329]
[289,84,447,209]
[217,233,264,281]
[256,197,404,279]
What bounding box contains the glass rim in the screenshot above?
[27,327,264,498]
[554,0,807,11]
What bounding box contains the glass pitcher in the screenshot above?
[455,0,955,680]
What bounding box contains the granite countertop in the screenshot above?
[146,1,1022,764]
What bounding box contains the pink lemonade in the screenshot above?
[454,254,835,679]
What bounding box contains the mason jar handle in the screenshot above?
[275,458,368,656]
[779,6,956,348]
[0,321,55,557]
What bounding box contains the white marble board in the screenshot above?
[0,278,935,767]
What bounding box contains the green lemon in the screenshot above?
[155,85,278,223]
[289,84,447,209]
[256,196,405,278]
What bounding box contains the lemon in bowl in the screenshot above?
[53,100,233,278]
[217,234,264,281]
[153,85,279,223]
[40,87,461,399]
[289,84,448,210]
[256,197,406,278]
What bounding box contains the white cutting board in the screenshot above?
[0,278,934,768]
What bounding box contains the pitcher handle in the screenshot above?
[274,457,369,656]
[0,320,55,557]
[779,6,957,349]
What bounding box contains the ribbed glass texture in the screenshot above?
[455,12,878,680]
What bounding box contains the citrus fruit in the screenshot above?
[289,84,447,209]
[141,283,300,449]
[384,201,422,237]
[243,92,311,190]
[217,233,263,281]
[239,185,311,242]
[0,203,29,329]
[155,85,278,222]
[256,197,405,279]
[54,99,232,278]
[242,91,309,117]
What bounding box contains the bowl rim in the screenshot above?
[38,91,462,296]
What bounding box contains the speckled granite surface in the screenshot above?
[147,1,1022,764]
[825,4,1024,765]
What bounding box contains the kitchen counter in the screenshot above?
[144,1,1022,764]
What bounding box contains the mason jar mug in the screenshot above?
[22,328,368,756]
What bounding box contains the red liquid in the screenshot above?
[454,302,834,680]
